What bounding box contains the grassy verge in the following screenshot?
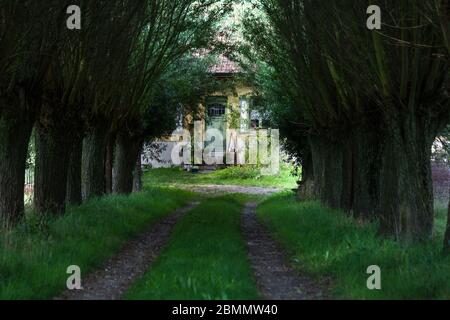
[0,188,192,299]
[125,196,260,300]
[257,193,450,299]
[144,164,298,189]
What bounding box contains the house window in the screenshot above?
[206,96,227,118]
[208,104,226,117]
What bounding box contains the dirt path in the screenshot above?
[57,202,199,300]
[242,202,328,300]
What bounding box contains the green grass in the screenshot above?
[0,188,192,300]
[125,196,260,300]
[143,163,298,189]
[257,193,450,299]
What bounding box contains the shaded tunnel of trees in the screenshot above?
[0,1,449,251]
[0,0,231,226]
[239,0,449,246]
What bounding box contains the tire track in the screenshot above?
[242,202,328,300]
[57,201,200,300]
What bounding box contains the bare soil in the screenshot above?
[56,202,199,300]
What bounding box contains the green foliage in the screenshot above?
[226,106,242,130]
[239,0,450,165]
[125,196,260,300]
[0,188,192,299]
[141,55,222,140]
[434,125,450,162]
[258,194,450,299]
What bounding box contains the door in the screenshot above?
[205,96,227,164]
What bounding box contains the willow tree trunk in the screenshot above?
[82,121,109,200]
[104,133,115,194]
[34,119,74,215]
[378,120,435,242]
[298,151,315,200]
[444,190,450,253]
[133,152,143,193]
[340,139,354,213]
[0,95,36,228]
[351,122,382,220]
[66,136,83,206]
[310,135,344,209]
[113,131,142,195]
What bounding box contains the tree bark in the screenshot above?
[133,151,143,193]
[34,119,74,215]
[351,123,382,220]
[0,96,35,228]
[310,135,344,209]
[113,130,143,195]
[297,150,316,200]
[104,133,115,194]
[444,189,450,254]
[66,136,83,206]
[82,121,109,200]
[340,138,354,213]
[378,119,435,242]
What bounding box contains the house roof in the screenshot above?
[208,55,241,75]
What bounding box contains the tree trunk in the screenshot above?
[133,151,143,192]
[82,121,109,200]
[113,130,142,195]
[351,123,382,220]
[298,150,316,200]
[0,97,35,228]
[310,135,344,209]
[104,133,115,194]
[444,189,450,254]
[66,136,83,206]
[340,138,354,213]
[378,120,435,242]
[34,120,74,215]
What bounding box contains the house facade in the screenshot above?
[143,55,263,168]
